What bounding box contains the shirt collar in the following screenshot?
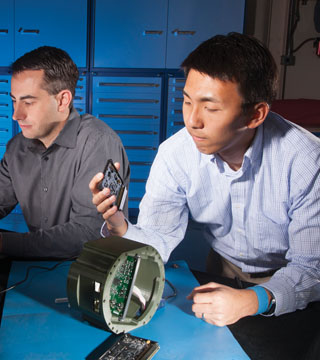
[208,124,264,175]
[53,107,81,149]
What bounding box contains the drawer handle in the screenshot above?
[99,98,159,104]
[116,130,157,135]
[172,29,196,36]
[130,179,147,183]
[76,108,84,112]
[0,29,8,34]
[0,80,8,84]
[100,114,158,119]
[18,28,40,34]
[130,161,152,166]
[172,97,183,103]
[99,82,159,88]
[173,121,184,126]
[125,146,156,150]
[0,104,8,107]
[0,128,9,132]
[74,96,83,100]
[0,92,8,95]
[143,30,163,36]
[0,115,9,119]
[172,109,182,114]
[129,197,142,202]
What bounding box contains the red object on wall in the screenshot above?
[271,99,320,129]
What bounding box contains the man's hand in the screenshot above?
[187,282,259,327]
[89,162,128,237]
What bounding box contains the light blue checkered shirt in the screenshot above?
[110,111,320,316]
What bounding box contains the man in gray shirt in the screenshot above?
[0,46,130,258]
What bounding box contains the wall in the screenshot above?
[246,0,320,100]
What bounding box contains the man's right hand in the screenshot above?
[89,164,128,237]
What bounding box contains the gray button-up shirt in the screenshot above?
[0,108,130,258]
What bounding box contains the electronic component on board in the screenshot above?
[87,333,159,360]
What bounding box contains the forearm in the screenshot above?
[1,219,101,258]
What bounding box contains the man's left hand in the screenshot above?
[187,282,259,326]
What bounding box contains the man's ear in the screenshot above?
[56,90,72,112]
[247,102,270,129]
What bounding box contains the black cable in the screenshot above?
[163,278,177,300]
[292,37,317,53]
[0,256,77,295]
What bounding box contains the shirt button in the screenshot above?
[43,187,48,192]
[44,156,49,161]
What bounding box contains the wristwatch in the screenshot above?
[264,293,276,315]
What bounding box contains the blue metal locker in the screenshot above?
[166,0,246,68]
[14,0,88,67]
[94,0,168,68]
[0,1,14,66]
[0,75,13,159]
[92,75,162,210]
[167,76,185,138]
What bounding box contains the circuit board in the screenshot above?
[110,256,137,318]
[98,333,159,360]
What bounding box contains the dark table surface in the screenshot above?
[192,269,320,360]
[1,257,319,360]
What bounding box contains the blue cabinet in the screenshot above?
[94,0,168,68]
[15,0,88,67]
[0,1,14,67]
[166,0,246,68]
[0,0,88,68]
[0,75,13,159]
[167,76,185,138]
[94,0,246,69]
[92,75,162,210]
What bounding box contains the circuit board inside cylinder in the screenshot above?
[110,256,137,317]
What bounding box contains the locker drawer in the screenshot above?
[93,77,161,94]
[0,76,11,92]
[125,148,157,162]
[117,132,160,148]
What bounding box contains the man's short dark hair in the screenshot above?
[181,32,278,111]
[12,46,79,100]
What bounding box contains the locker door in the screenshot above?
[166,0,246,68]
[0,0,14,66]
[94,0,168,68]
[14,0,87,67]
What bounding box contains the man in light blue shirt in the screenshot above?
[90,33,320,326]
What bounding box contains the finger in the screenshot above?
[114,162,121,171]
[192,303,214,315]
[192,282,221,291]
[187,282,221,299]
[89,172,104,194]
[101,204,119,221]
[193,291,218,304]
[95,194,116,214]
[194,311,203,319]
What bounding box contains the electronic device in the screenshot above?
[99,159,127,211]
[86,333,159,360]
[67,236,165,334]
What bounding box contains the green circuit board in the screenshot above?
[110,256,137,317]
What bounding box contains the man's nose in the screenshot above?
[12,103,25,121]
[186,107,203,129]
